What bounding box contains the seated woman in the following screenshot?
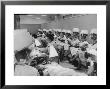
[14,48,39,76]
[86,49,97,76]
[46,33,59,64]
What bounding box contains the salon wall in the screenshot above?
[63,14,97,30]
[42,14,97,32]
[19,14,49,34]
[20,24,41,34]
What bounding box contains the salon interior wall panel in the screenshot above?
[42,14,97,31]
[20,24,41,34]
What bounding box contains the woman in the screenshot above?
[14,48,39,76]
[46,33,59,63]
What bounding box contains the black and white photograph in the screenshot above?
[14,14,97,76]
[3,3,106,85]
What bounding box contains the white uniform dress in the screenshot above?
[88,43,97,50]
[91,43,97,50]
[64,44,69,50]
[63,36,70,50]
[71,39,80,46]
[79,41,89,47]
[48,44,58,58]
[70,47,79,56]
[35,39,41,47]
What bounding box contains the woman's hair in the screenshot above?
[85,52,90,59]
[15,48,31,62]
[40,40,48,47]
[32,34,38,38]
[46,33,54,42]
[81,46,86,51]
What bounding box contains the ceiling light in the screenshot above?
[27,15,33,16]
[36,18,40,19]
[41,15,47,16]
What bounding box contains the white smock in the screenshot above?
[49,44,58,58]
[35,39,41,47]
[70,47,79,56]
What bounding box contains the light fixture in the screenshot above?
[36,18,40,19]
[27,15,33,16]
[41,15,47,16]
